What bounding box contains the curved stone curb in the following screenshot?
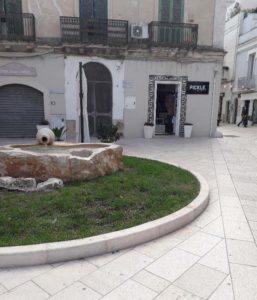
[0,170,209,268]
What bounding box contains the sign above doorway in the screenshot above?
[186,81,210,95]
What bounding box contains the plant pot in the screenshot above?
[36,125,50,131]
[144,125,154,139]
[184,124,193,138]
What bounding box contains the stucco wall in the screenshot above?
[213,0,227,48]
[0,54,66,123]
[123,60,222,138]
[109,0,157,23]
[64,56,125,122]
[224,14,240,79]
[22,0,75,38]
[186,0,215,46]
[20,0,219,47]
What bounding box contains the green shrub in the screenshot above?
[52,126,67,141]
[97,123,120,143]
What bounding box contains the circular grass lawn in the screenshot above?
[0,156,200,247]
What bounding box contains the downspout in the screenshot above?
[210,68,218,137]
[209,0,219,137]
[79,62,85,143]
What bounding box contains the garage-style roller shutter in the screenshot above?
[0,84,44,138]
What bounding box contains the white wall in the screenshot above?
[64,56,125,122]
[123,60,222,138]
[213,0,227,48]
[224,14,240,79]
[0,54,65,123]
[240,0,257,10]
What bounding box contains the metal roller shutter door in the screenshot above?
[0,84,44,138]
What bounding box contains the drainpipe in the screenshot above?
[210,68,219,137]
[79,62,85,143]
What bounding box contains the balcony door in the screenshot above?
[0,0,23,39]
[159,0,184,22]
[79,0,108,43]
[79,0,107,19]
[83,63,112,136]
[158,0,184,44]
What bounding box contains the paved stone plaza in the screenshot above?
[0,125,257,299]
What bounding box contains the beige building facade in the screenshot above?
[20,0,223,46]
[0,0,226,139]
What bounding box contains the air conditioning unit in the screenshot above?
[131,24,149,39]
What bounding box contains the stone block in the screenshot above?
[0,177,36,192]
[37,178,64,191]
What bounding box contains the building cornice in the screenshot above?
[0,43,225,63]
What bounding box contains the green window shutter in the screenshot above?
[80,0,93,19]
[159,0,184,22]
[80,0,107,19]
[172,0,184,23]
[0,0,5,13]
[94,0,107,19]
[159,0,173,22]
[4,0,22,13]
[158,0,184,44]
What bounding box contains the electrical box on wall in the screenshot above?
[125,97,136,109]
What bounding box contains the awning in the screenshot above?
[240,92,257,101]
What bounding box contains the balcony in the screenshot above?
[60,17,128,46]
[238,76,257,91]
[60,17,198,48]
[0,13,35,42]
[149,22,198,47]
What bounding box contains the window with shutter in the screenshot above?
[0,0,4,13]
[173,0,184,23]
[0,0,23,37]
[79,0,108,43]
[2,0,22,13]
[159,0,184,22]
[158,0,184,45]
[80,0,107,19]
[159,0,172,22]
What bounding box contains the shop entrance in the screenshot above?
[155,83,178,135]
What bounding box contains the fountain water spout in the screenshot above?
[36,128,55,146]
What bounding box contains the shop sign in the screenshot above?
[187,81,210,95]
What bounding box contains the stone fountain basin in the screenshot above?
[0,143,123,183]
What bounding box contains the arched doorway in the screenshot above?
[0,84,44,138]
[83,63,112,136]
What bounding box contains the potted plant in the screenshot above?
[36,118,50,131]
[144,122,154,139]
[97,123,120,143]
[52,126,67,141]
[184,122,193,138]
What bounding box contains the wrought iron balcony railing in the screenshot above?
[0,13,35,42]
[60,17,128,46]
[149,21,198,47]
[60,17,198,48]
[238,76,257,91]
